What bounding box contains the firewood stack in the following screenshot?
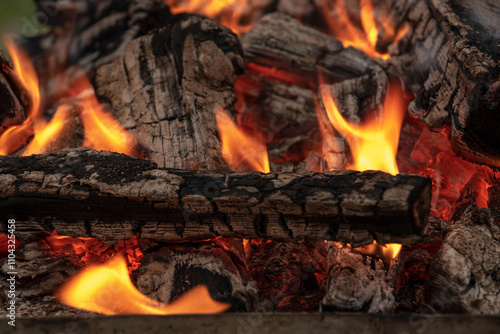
[0,0,499,316]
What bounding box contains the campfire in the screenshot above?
[1,0,499,331]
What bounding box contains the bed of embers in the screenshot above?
[0,0,499,321]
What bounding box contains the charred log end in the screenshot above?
[409,175,433,233]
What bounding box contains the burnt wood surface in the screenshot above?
[0,148,431,246]
[321,244,396,313]
[425,208,500,314]
[93,15,244,170]
[135,239,257,312]
[239,13,388,172]
[0,51,25,131]
[388,0,500,168]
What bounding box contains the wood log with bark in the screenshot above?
[321,244,397,313]
[93,14,245,170]
[135,238,258,312]
[0,148,431,246]
[387,0,500,168]
[238,13,389,172]
[425,207,500,314]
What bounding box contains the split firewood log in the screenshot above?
[135,238,258,312]
[93,14,245,170]
[321,243,397,313]
[425,207,500,314]
[387,0,500,168]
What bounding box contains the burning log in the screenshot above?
[0,50,26,131]
[246,240,327,312]
[241,13,384,82]
[321,244,397,313]
[388,0,500,168]
[135,238,257,312]
[425,208,500,314]
[93,14,244,170]
[238,13,388,171]
[0,148,431,246]
[24,0,172,80]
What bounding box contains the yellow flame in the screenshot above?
[165,0,253,33]
[353,241,402,262]
[322,0,410,60]
[22,104,71,156]
[57,254,230,315]
[320,82,406,175]
[0,38,42,155]
[216,107,270,173]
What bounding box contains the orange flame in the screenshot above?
[165,0,253,33]
[22,104,71,156]
[57,254,230,315]
[0,39,42,155]
[74,79,138,156]
[353,241,402,262]
[216,107,270,173]
[322,0,409,60]
[0,40,138,157]
[320,82,406,175]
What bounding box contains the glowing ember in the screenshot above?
[57,254,230,315]
[322,0,410,60]
[0,233,21,258]
[0,39,42,155]
[165,0,254,34]
[398,122,498,220]
[320,82,406,175]
[45,231,143,274]
[216,107,270,173]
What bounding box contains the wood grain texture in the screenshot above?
[0,148,431,245]
[93,15,245,170]
[425,208,500,314]
[388,0,500,168]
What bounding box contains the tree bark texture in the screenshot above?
[388,0,500,168]
[0,148,431,246]
[93,15,245,170]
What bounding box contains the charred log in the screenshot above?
[321,244,396,313]
[24,0,172,79]
[93,15,245,170]
[0,51,25,130]
[135,238,257,312]
[246,240,326,312]
[388,0,500,168]
[0,148,431,246]
[425,207,500,314]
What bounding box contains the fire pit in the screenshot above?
[0,0,499,332]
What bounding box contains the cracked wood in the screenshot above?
[0,148,431,246]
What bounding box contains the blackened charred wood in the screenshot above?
[387,0,500,168]
[135,239,257,312]
[93,15,245,170]
[425,208,500,314]
[24,0,171,78]
[0,148,431,245]
[242,13,387,83]
[0,51,25,131]
[246,240,327,312]
[321,244,396,313]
